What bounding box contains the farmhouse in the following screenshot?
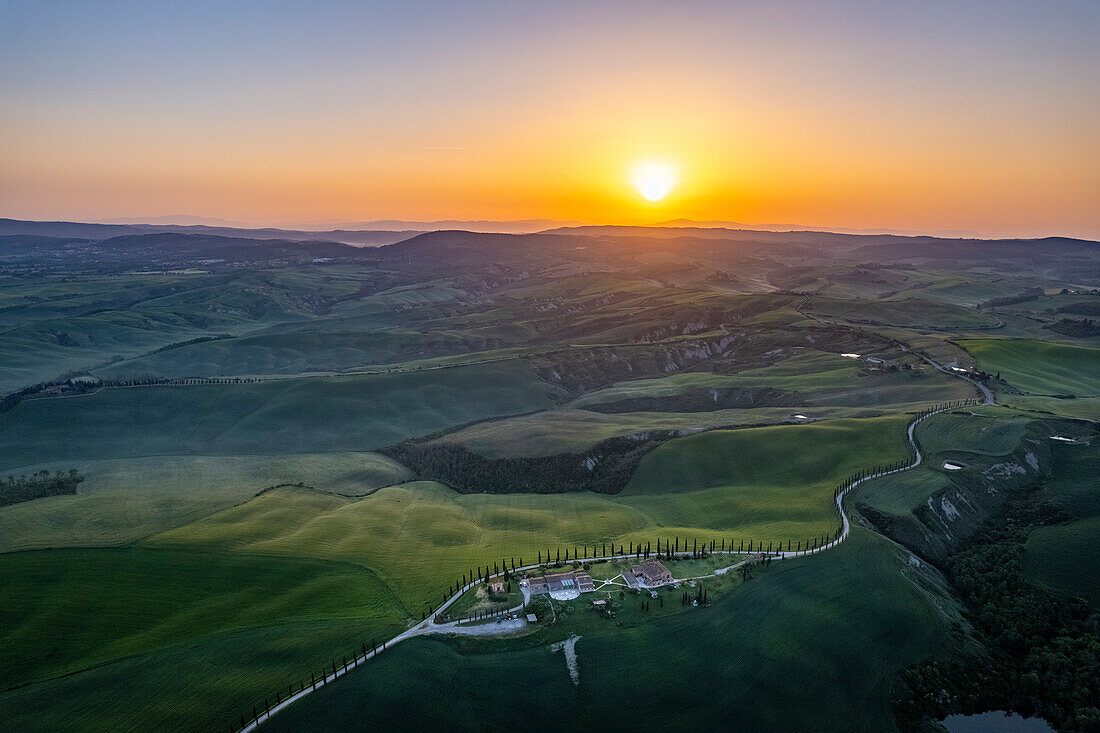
[628,560,673,587]
[522,571,595,599]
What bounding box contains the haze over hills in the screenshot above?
[0,218,419,247]
[656,219,985,238]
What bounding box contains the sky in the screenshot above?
[1,0,1098,238]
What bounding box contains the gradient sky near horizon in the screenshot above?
[1,0,1098,237]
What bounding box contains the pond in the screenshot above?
[941,711,1053,733]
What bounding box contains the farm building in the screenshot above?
[629,561,668,585]
[522,571,595,599]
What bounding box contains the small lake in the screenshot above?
[941,711,1053,733]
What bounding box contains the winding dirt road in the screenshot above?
[239,363,991,731]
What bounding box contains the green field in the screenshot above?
[0,360,559,468]
[0,452,412,552]
[915,406,1033,456]
[958,338,1100,396]
[857,466,948,516]
[623,415,910,497]
[0,547,405,688]
[568,349,863,407]
[148,417,912,614]
[1024,441,1100,606]
[0,548,407,731]
[263,529,953,733]
[432,406,867,458]
[805,296,1002,329]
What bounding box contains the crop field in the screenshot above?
[1024,441,1100,606]
[147,417,911,614]
[430,406,863,458]
[263,528,953,733]
[623,416,911,498]
[0,548,407,732]
[567,349,863,407]
[0,548,405,688]
[0,360,559,467]
[914,406,1033,456]
[998,394,1100,420]
[803,296,1003,330]
[958,338,1100,396]
[856,466,947,516]
[0,452,412,552]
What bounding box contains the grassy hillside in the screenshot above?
[0,361,558,467]
[915,406,1033,456]
[0,452,412,552]
[434,406,882,459]
[263,528,952,733]
[151,417,912,613]
[958,338,1100,396]
[568,349,862,407]
[0,548,408,732]
[0,547,406,689]
[1024,441,1100,606]
[0,616,389,732]
[805,296,1002,329]
[624,415,910,496]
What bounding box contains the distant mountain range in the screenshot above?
[0,219,417,246]
[655,219,984,238]
[91,216,582,234]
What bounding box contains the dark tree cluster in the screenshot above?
[893,488,1100,732]
[1045,318,1100,338]
[1,469,83,507]
[381,435,662,495]
[1055,302,1100,316]
[977,287,1044,309]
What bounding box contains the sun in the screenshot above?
[630,161,678,202]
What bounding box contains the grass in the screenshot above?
[857,466,948,516]
[0,547,406,689]
[0,360,559,468]
[584,554,743,581]
[432,406,868,458]
[805,296,1002,329]
[93,328,529,380]
[0,547,409,732]
[262,528,952,733]
[915,406,1033,456]
[149,416,913,614]
[999,395,1100,420]
[1024,441,1100,606]
[623,415,910,496]
[0,618,394,733]
[0,452,413,552]
[444,584,524,619]
[567,349,863,408]
[147,482,653,613]
[958,338,1100,396]
[856,408,1038,517]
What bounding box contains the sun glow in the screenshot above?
[630,161,678,202]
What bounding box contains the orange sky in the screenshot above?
[1,1,1098,238]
